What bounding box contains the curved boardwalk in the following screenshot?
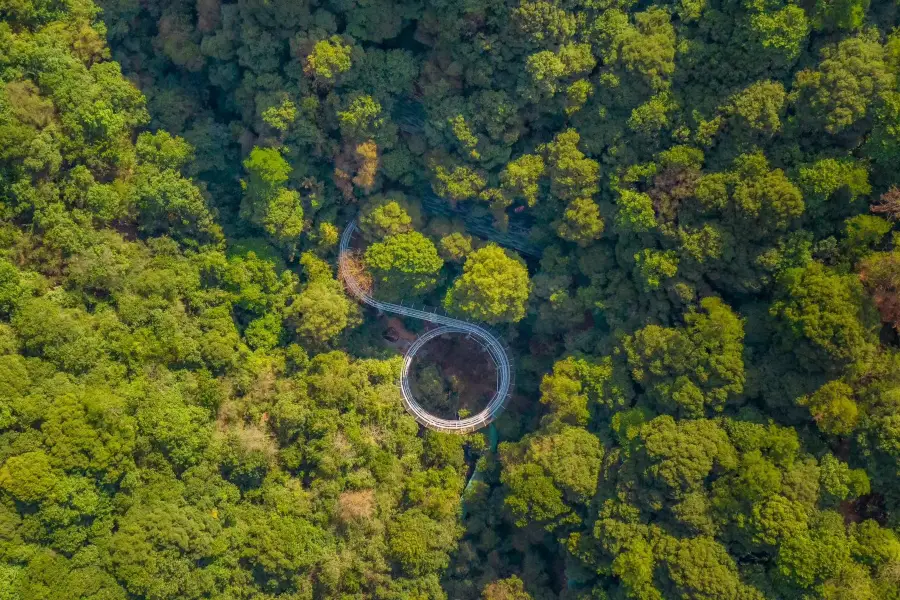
[338,222,513,434]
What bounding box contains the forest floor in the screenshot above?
[407,331,498,419]
[380,315,417,350]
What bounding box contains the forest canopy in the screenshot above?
[2,0,900,598]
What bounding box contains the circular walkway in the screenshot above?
[338,221,513,434]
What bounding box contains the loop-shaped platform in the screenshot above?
[339,222,513,433]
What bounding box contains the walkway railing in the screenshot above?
[338,222,513,434]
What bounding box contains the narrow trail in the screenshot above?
[338,221,513,434]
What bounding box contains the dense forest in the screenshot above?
[2,0,900,598]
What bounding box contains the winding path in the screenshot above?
[339,221,513,434]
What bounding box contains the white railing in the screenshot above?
[339,222,513,434]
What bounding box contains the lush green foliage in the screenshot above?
[444,245,531,324]
[3,0,900,598]
[0,7,468,599]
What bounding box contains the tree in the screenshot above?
[134,387,212,470]
[865,92,900,170]
[499,461,570,528]
[776,511,852,589]
[723,80,786,135]
[635,416,737,495]
[624,297,745,417]
[749,5,810,62]
[107,499,221,599]
[500,154,544,207]
[261,188,305,245]
[633,249,678,290]
[135,131,194,171]
[556,197,604,246]
[722,152,804,231]
[262,98,297,132]
[0,6,482,599]
[615,189,657,233]
[287,280,360,345]
[664,151,804,293]
[819,453,869,503]
[240,147,305,252]
[338,95,385,140]
[304,36,352,82]
[870,187,900,221]
[316,222,339,248]
[41,388,136,484]
[0,451,57,504]
[432,164,487,203]
[628,91,677,136]
[859,250,900,331]
[16,554,128,600]
[770,261,878,369]
[540,355,633,425]
[797,158,870,226]
[414,364,450,413]
[365,232,443,300]
[12,298,104,374]
[387,509,460,576]
[12,0,900,596]
[334,139,379,198]
[592,8,676,94]
[444,245,531,324]
[238,509,332,589]
[842,215,891,264]
[657,535,761,600]
[512,1,576,45]
[790,32,893,134]
[438,232,473,263]
[799,381,859,436]
[522,44,595,102]
[812,0,870,32]
[482,576,533,600]
[132,165,220,245]
[851,520,900,568]
[503,426,603,506]
[358,194,416,240]
[540,129,599,203]
[0,260,23,318]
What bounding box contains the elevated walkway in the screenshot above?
[338,222,513,433]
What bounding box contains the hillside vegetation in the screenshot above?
[1,0,900,598]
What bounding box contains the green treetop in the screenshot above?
[241,147,305,254]
[304,36,353,82]
[365,231,444,300]
[444,245,531,324]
